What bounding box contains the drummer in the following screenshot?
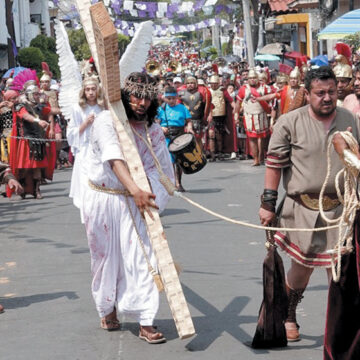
[156,86,194,192]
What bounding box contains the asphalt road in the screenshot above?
[0,160,329,360]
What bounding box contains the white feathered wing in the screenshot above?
[119,21,153,86]
[55,20,83,122]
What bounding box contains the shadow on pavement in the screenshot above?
[161,208,190,217]
[186,188,222,194]
[0,291,79,309]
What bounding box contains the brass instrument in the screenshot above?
[168,60,182,74]
[146,59,160,76]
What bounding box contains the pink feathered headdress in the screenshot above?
[11,69,39,92]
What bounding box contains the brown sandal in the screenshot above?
[100,308,120,331]
[100,318,121,331]
[139,325,166,344]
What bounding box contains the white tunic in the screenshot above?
[82,111,174,323]
[67,103,103,217]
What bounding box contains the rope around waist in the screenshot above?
[88,180,132,196]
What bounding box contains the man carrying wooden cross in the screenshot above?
[82,71,174,342]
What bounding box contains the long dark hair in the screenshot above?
[121,72,159,126]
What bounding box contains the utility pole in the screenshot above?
[5,0,16,68]
[242,0,254,67]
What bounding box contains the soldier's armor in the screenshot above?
[242,85,268,133]
[210,88,226,117]
[42,90,59,109]
[179,90,205,120]
[0,107,13,133]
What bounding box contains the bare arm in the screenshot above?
[109,159,158,219]
[253,93,277,103]
[258,167,281,226]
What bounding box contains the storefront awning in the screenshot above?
[318,9,360,40]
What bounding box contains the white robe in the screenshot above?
[67,103,103,219]
[82,111,174,324]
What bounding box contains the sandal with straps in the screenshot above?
[139,325,166,344]
[100,308,120,331]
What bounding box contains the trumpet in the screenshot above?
[146,60,160,76]
[168,60,182,74]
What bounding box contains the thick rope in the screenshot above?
[319,131,360,282]
[132,125,339,233]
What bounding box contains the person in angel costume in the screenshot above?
[66,74,104,218]
[82,72,174,341]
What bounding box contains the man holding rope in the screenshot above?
[259,66,360,342]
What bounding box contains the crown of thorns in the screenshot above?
[123,78,158,100]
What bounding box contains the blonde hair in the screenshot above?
[78,83,105,108]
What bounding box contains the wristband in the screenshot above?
[34,117,40,123]
[260,189,278,213]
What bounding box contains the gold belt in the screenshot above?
[289,193,340,211]
[88,180,131,196]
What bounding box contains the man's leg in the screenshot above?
[257,137,264,164]
[208,127,216,161]
[249,138,259,166]
[285,260,314,341]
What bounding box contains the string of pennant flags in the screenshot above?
[51,0,232,36]
[53,0,236,19]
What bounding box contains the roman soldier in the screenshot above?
[9,69,56,199]
[234,69,272,166]
[178,76,210,145]
[207,74,234,161]
[333,43,353,107]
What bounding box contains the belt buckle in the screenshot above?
[300,194,339,211]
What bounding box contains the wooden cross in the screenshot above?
[74,0,195,339]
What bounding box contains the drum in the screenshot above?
[168,133,207,174]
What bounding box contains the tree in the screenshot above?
[68,28,91,61]
[30,35,60,79]
[344,32,360,53]
[118,33,131,58]
[18,47,45,73]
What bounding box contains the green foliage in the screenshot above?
[29,34,60,79]
[118,33,130,57]
[68,28,91,61]
[344,32,360,52]
[201,38,213,49]
[18,47,45,73]
[201,46,218,60]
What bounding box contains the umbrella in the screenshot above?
[318,9,360,40]
[255,54,281,61]
[259,42,293,55]
[310,55,329,67]
[223,54,242,63]
[2,66,27,79]
[285,51,309,60]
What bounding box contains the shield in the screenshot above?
[252,222,288,348]
[259,43,292,56]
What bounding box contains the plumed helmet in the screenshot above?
[24,81,40,103]
[209,75,220,84]
[289,66,301,79]
[333,63,353,79]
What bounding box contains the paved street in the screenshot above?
[0,160,329,360]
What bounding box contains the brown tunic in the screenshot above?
[266,105,360,267]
